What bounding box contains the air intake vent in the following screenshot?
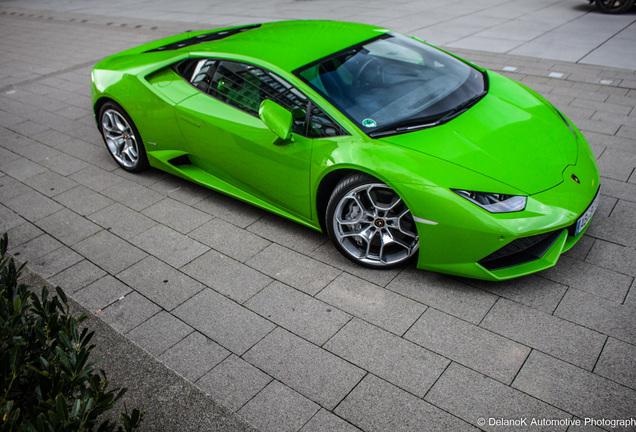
[145,24,261,52]
[479,230,563,271]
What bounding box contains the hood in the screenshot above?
[379,73,578,195]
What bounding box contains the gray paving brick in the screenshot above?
[247,214,327,254]
[310,242,401,287]
[626,279,636,307]
[6,223,44,251]
[0,148,20,168]
[117,256,205,311]
[555,288,636,344]
[141,198,211,234]
[193,190,265,228]
[35,208,101,246]
[73,230,146,274]
[6,137,60,163]
[299,409,361,432]
[571,118,620,136]
[244,327,365,409]
[0,174,31,202]
[585,131,636,154]
[586,239,636,277]
[594,337,636,390]
[247,244,341,296]
[513,351,636,421]
[99,291,162,334]
[238,380,320,432]
[570,97,633,115]
[189,219,271,263]
[540,255,632,303]
[49,259,107,294]
[89,202,156,238]
[149,176,207,206]
[11,232,62,263]
[599,177,636,203]
[26,244,83,279]
[405,308,530,384]
[426,363,570,431]
[159,331,230,382]
[597,149,636,182]
[587,199,636,249]
[72,275,132,313]
[11,120,48,135]
[0,204,24,234]
[5,188,63,222]
[23,170,77,197]
[336,374,477,432]
[182,250,271,303]
[126,311,193,356]
[325,318,449,397]
[132,225,208,269]
[112,167,169,188]
[481,298,606,370]
[174,289,275,355]
[68,165,123,192]
[101,178,164,211]
[0,156,47,180]
[466,275,567,314]
[617,124,636,140]
[562,234,596,261]
[53,185,114,216]
[317,273,426,335]
[387,268,498,324]
[246,281,350,345]
[196,354,272,411]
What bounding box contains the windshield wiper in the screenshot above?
[434,90,487,125]
[368,90,487,138]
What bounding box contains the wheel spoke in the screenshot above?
[101,109,139,168]
[332,182,419,267]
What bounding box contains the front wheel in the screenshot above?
[326,174,419,269]
[595,0,634,13]
[98,101,149,172]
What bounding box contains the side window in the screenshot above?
[307,103,346,138]
[175,59,217,93]
[176,59,347,138]
[209,61,263,114]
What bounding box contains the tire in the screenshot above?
[595,0,634,13]
[325,174,419,269]
[98,101,149,172]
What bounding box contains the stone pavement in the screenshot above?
[3,0,636,70]
[0,3,635,432]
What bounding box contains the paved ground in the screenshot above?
[2,0,636,69]
[0,2,635,432]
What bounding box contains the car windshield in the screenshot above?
[296,33,487,136]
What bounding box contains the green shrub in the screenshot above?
[0,233,144,432]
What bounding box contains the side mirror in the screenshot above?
[259,99,293,141]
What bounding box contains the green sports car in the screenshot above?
[91,20,600,280]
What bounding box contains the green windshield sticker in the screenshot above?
[362,118,377,128]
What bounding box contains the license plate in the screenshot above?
[574,193,599,236]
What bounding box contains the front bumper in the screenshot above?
[399,161,599,281]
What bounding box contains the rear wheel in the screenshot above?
[99,102,149,172]
[326,174,419,269]
[595,0,634,13]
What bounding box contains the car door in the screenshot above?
[174,59,346,219]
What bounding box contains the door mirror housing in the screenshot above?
[259,99,293,141]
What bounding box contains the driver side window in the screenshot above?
[176,58,347,138]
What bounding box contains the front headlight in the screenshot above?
[452,189,527,213]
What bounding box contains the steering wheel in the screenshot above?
[354,57,384,90]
